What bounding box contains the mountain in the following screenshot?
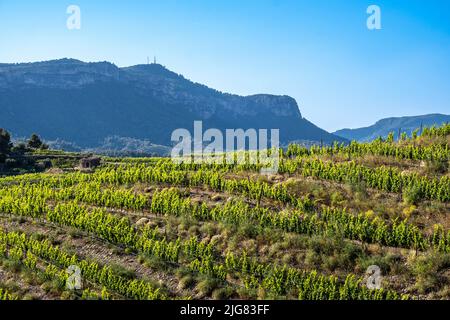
[333,114,450,142]
[0,59,345,153]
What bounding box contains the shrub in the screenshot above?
[403,184,422,205]
[109,264,135,280]
[330,191,346,207]
[195,277,220,296]
[411,253,441,294]
[142,255,168,270]
[179,275,195,289]
[425,159,448,175]
[212,287,233,300]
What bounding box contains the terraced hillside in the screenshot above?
[0,124,449,300]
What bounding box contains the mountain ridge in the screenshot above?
[0,58,345,152]
[333,113,450,142]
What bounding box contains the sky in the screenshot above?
[0,0,449,132]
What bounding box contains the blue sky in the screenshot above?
[0,0,449,131]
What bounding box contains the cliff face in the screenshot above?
[0,59,344,150]
[122,64,302,120]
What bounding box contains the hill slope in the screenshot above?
[333,114,450,142]
[0,59,345,151]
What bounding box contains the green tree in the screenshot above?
[11,142,29,155]
[27,133,44,149]
[0,128,12,163]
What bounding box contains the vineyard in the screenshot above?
[0,124,449,300]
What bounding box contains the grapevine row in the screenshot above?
[149,188,450,252]
[286,140,449,162]
[191,251,407,300]
[2,181,449,253]
[0,287,17,300]
[0,229,165,300]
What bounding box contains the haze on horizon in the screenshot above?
[0,0,449,132]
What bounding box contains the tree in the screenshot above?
[0,128,12,163]
[27,134,44,149]
[11,142,29,155]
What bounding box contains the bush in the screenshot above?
[425,159,449,175]
[349,180,368,197]
[236,287,257,299]
[41,279,65,294]
[304,249,321,268]
[330,191,346,207]
[2,258,22,273]
[212,287,233,300]
[195,277,220,296]
[5,158,18,169]
[357,253,401,275]
[403,184,422,205]
[68,229,83,239]
[236,222,259,239]
[51,158,77,169]
[199,222,218,237]
[410,253,442,294]
[109,264,135,280]
[142,255,168,270]
[179,275,195,289]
